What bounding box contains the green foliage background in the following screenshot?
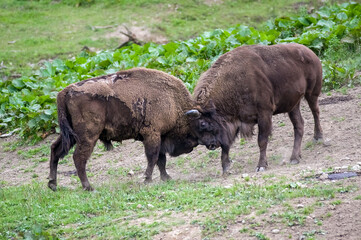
[0,2,361,141]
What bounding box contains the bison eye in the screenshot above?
[200,121,208,131]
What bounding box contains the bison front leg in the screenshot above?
[221,144,231,176]
[73,141,96,191]
[143,133,161,183]
[288,103,304,164]
[256,113,272,172]
[157,153,172,181]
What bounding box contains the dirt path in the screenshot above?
[1,87,361,239]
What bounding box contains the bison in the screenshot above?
[48,67,198,191]
[186,43,323,174]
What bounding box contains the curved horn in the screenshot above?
[185,109,201,119]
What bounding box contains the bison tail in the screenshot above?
[57,90,79,159]
[100,139,114,151]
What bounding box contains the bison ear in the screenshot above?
[185,109,201,119]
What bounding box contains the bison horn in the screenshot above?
[185,109,201,119]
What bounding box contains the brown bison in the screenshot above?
[48,67,198,191]
[186,43,323,174]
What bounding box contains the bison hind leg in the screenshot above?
[48,135,73,191]
[305,94,323,142]
[288,103,304,165]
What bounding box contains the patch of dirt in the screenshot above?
[1,87,361,239]
[204,0,223,6]
[100,25,168,45]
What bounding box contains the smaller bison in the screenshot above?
[48,67,198,191]
[186,43,323,174]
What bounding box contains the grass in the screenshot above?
[0,0,325,77]
[0,178,355,239]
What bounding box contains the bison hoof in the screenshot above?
[256,166,266,172]
[144,178,152,184]
[222,170,231,177]
[290,158,300,165]
[161,174,172,182]
[48,180,57,191]
[313,136,323,143]
[222,160,232,175]
[83,186,94,191]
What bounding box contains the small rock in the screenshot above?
[224,184,233,189]
[128,170,135,176]
[357,162,361,166]
[328,205,336,210]
[242,173,249,178]
[147,203,154,208]
[272,229,280,234]
[341,165,349,170]
[352,165,361,171]
[297,204,304,208]
[341,157,351,161]
[323,139,332,147]
[319,173,328,180]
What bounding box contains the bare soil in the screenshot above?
[1,86,361,239]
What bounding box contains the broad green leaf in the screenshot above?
[316,19,334,29]
[298,17,310,26]
[44,109,53,115]
[337,12,348,20]
[2,117,13,123]
[12,79,25,89]
[24,81,39,90]
[27,118,38,128]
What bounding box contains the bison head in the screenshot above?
[186,101,223,150]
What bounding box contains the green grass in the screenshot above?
[0,179,356,239]
[0,0,325,76]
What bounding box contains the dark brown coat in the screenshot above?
[186,43,323,173]
[48,67,198,191]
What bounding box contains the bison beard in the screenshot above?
[48,68,198,191]
[187,43,324,174]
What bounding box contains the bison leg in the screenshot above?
[48,136,66,191]
[288,103,304,164]
[143,134,161,183]
[221,145,231,176]
[73,141,96,191]
[157,153,171,181]
[256,113,272,172]
[305,94,323,142]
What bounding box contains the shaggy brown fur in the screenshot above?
[187,43,323,173]
[48,67,198,191]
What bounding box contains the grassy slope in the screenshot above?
[0,0,318,75]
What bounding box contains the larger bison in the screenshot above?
[186,43,323,174]
[48,67,198,191]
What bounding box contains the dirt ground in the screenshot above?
[1,86,361,239]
